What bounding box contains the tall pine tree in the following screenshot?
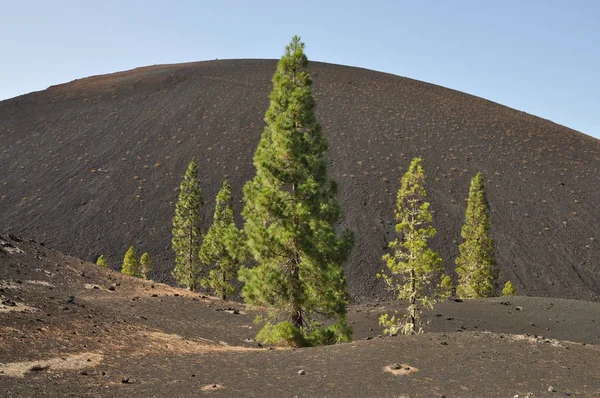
[200,180,245,300]
[121,246,141,277]
[240,36,354,347]
[455,172,498,299]
[171,159,204,290]
[140,252,152,279]
[379,157,443,335]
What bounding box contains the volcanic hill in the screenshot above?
[1,59,599,301]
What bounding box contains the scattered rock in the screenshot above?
[2,298,17,306]
[79,370,88,376]
[298,369,305,375]
[108,284,116,291]
[215,307,240,314]
[121,377,131,384]
[29,364,50,372]
[390,363,401,370]
[548,386,555,392]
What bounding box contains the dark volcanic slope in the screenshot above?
[1,59,599,301]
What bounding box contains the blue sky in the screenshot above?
[1,0,599,140]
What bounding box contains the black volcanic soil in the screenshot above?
[0,59,599,302]
[2,236,600,397]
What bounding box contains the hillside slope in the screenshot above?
[1,59,599,301]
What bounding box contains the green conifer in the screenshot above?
[121,246,141,277]
[171,159,204,290]
[439,274,453,299]
[240,36,354,347]
[96,254,108,268]
[378,157,443,335]
[502,281,516,296]
[200,180,245,300]
[456,172,498,299]
[140,252,152,279]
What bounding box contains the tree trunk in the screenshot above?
[410,268,416,335]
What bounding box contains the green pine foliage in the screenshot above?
[171,159,204,290]
[439,274,453,299]
[140,252,152,279]
[240,36,354,347]
[378,157,443,335]
[199,180,245,300]
[455,172,499,299]
[121,246,142,277]
[96,255,108,268]
[502,281,516,296]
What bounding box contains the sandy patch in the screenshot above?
[83,283,103,290]
[0,352,103,378]
[0,302,37,313]
[24,280,53,287]
[201,384,224,391]
[0,280,22,290]
[384,363,419,376]
[140,331,258,354]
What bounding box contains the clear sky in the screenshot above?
[2,0,599,140]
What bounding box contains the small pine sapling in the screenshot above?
[96,255,108,268]
[502,281,516,296]
[121,246,142,277]
[140,252,152,279]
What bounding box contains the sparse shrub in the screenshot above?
[502,281,516,296]
[140,252,152,279]
[121,246,141,277]
[96,255,108,268]
[378,157,443,335]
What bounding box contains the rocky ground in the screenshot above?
[2,235,599,397]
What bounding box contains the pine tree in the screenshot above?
[240,36,354,347]
[121,246,141,277]
[455,172,498,299]
[378,157,443,335]
[96,255,108,268]
[200,180,245,300]
[439,274,453,299]
[502,281,516,296]
[140,252,152,279]
[171,159,204,290]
